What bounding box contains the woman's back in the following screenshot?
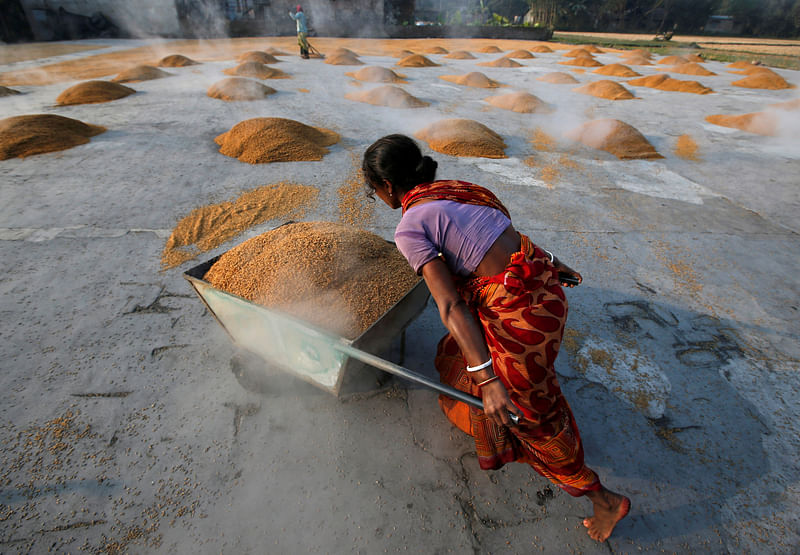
[395,199,511,276]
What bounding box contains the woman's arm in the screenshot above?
[421,257,522,427]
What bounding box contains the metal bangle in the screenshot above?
[477,376,500,388]
[466,359,493,373]
[544,249,554,263]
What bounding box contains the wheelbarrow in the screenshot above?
[184,238,518,423]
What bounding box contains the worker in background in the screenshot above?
[362,134,631,543]
[288,5,309,59]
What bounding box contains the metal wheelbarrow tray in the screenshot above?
[184,251,430,397]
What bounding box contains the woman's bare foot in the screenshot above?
[583,488,630,542]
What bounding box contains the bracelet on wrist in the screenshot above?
[476,375,500,388]
[543,249,554,263]
[466,359,492,373]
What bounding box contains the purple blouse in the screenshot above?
[394,199,511,276]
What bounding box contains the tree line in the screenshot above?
[521,0,800,37]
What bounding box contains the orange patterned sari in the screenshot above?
[404,180,601,497]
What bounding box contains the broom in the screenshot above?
[307,40,324,59]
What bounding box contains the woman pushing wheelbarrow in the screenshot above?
[362,134,630,542]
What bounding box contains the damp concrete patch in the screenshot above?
[575,337,671,419]
[472,159,551,188]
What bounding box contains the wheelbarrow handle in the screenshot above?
[331,341,520,426]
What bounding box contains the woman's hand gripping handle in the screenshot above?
[480,378,523,427]
[421,257,522,427]
[545,249,582,288]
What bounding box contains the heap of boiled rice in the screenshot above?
[504,49,535,59]
[112,65,171,83]
[325,51,364,66]
[665,63,716,76]
[331,47,359,57]
[0,114,105,160]
[537,72,579,84]
[477,45,503,53]
[203,221,420,339]
[266,47,289,56]
[485,92,553,114]
[161,182,319,268]
[530,45,554,53]
[563,48,594,58]
[621,55,653,66]
[573,80,635,100]
[427,46,449,54]
[592,64,640,77]
[238,51,280,64]
[214,118,339,163]
[705,112,779,136]
[477,57,523,68]
[55,80,135,105]
[627,74,714,94]
[207,78,276,101]
[396,54,439,67]
[559,57,603,68]
[729,66,781,76]
[344,85,429,108]
[223,62,289,79]
[445,51,476,60]
[564,119,663,160]
[158,54,198,67]
[732,73,794,90]
[621,48,653,60]
[345,66,406,83]
[416,118,506,158]
[657,55,688,65]
[439,72,503,88]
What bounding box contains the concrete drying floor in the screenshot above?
[1,37,799,553]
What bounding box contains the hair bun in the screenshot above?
[416,155,438,183]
